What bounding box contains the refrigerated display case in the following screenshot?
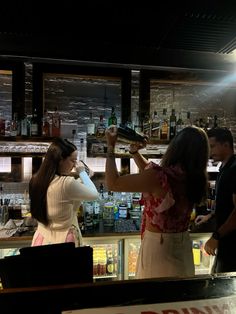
[83,236,123,281]
[0,234,126,282]
[123,233,215,279]
[0,232,214,284]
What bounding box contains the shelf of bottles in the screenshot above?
[0,141,50,157]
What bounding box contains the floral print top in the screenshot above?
[141,162,193,238]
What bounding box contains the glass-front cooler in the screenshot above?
[83,236,123,281]
[191,233,215,275]
[123,233,215,279]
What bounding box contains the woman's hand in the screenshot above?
[105,125,118,148]
[194,213,212,225]
[129,140,147,154]
[75,160,86,174]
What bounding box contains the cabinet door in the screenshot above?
[124,236,141,280]
[191,233,215,275]
[83,237,123,281]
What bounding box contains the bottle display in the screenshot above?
[91,243,119,278]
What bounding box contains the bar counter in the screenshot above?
[1,274,236,314]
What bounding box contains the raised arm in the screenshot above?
[129,142,149,172]
[105,125,164,195]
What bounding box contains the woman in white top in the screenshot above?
[29,138,99,247]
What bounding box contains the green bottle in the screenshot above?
[108,107,117,126]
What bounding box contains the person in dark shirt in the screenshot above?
[204,127,236,273]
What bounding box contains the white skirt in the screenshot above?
[135,230,194,279]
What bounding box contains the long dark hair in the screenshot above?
[161,126,209,204]
[29,138,77,225]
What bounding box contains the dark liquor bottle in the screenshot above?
[213,115,218,128]
[176,112,184,134]
[169,108,176,140]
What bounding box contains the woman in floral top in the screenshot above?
[105,126,209,279]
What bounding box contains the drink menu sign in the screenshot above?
[62,294,236,313]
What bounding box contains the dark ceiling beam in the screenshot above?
[0,34,235,73]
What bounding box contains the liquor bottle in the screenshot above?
[21,114,30,136]
[84,201,94,230]
[103,191,114,227]
[10,112,18,136]
[169,108,176,140]
[87,112,96,136]
[79,138,87,162]
[134,111,142,133]
[106,245,114,275]
[176,112,184,134]
[142,114,151,137]
[185,111,192,127]
[108,107,117,126]
[42,109,50,137]
[51,106,61,137]
[213,115,218,128]
[96,115,106,138]
[93,198,101,229]
[118,192,128,219]
[31,108,39,136]
[160,108,168,140]
[150,110,160,138]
